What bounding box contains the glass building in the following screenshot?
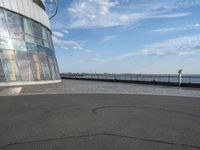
[0,0,61,86]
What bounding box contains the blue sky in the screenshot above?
[50,0,200,74]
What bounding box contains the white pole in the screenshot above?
[178,69,183,87]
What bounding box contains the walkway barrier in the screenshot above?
[60,73,200,87]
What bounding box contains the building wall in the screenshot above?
[0,0,61,86]
[0,0,50,29]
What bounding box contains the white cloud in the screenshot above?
[52,31,64,37]
[194,23,200,27]
[84,49,92,53]
[152,23,200,34]
[63,30,69,34]
[86,58,103,62]
[86,55,103,62]
[61,47,69,50]
[116,34,200,59]
[102,36,113,43]
[140,49,194,57]
[150,12,191,19]
[53,36,84,50]
[66,0,193,29]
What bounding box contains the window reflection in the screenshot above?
[0,37,13,49]
[15,51,34,81]
[29,53,44,81]
[1,50,21,82]
[47,57,57,80]
[12,39,27,51]
[38,53,52,80]
[0,9,9,38]
[26,42,37,52]
[5,11,23,39]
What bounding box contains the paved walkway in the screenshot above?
[1,79,200,97]
[0,94,200,150]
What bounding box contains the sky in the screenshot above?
[50,0,200,74]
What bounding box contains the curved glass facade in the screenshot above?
[0,7,60,83]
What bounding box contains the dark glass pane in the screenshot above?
[28,53,44,81]
[37,45,52,56]
[5,10,23,39]
[15,51,34,81]
[32,0,45,10]
[34,37,43,46]
[32,22,44,45]
[32,22,42,37]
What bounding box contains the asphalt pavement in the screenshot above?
[0,94,200,150]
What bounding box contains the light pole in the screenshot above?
[178,69,183,87]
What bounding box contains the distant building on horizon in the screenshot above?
[0,0,61,86]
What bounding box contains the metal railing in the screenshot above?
[61,73,200,84]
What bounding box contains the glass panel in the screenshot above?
[32,22,42,37]
[0,9,9,37]
[5,10,23,39]
[0,37,13,49]
[32,22,44,45]
[42,27,48,41]
[37,45,52,56]
[38,54,52,80]
[47,57,57,80]
[0,57,6,82]
[12,39,27,51]
[53,58,60,79]
[1,50,21,82]
[23,18,35,43]
[34,36,43,46]
[15,51,34,81]
[23,18,33,35]
[26,42,37,52]
[29,53,44,81]
[47,31,54,49]
[44,40,50,48]
[25,34,34,43]
[45,47,53,56]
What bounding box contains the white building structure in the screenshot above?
[0,0,61,86]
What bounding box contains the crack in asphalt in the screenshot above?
[91,105,200,119]
[0,133,200,149]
